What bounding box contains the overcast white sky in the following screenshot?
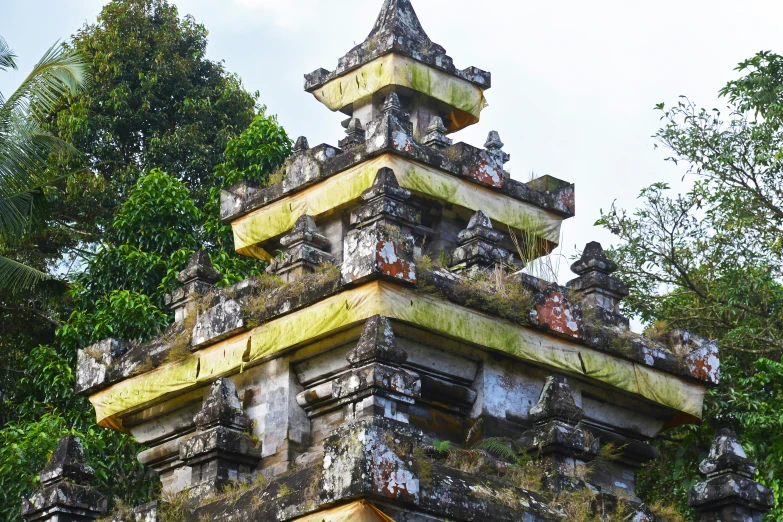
[4,0,783,284]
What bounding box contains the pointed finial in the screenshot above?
[177,250,222,285]
[567,242,629,318]
[339,118,366,149]
[422,116,452,150]
[484,131,510,166]
[570,241,617,276]
[346,118,365,140]
[347,315,407,366]
[699,429,756,478]
[361,167,411,202]
[382,92,409,121]
[369,0,430,42]
[39,435,95,487]
[279,214,330,249]
[528,375,585,425]
[293,136,310,154]
[194,378,248,431]
[485,131,504,149]
[467,210,493,230]
[689,429,775,519]
[456,210,503,244]
[383,92,401,112]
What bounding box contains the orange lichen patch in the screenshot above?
[376,236,416,284]
[531,288,583,339]
[465,153,505,188]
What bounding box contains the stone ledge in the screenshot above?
[220,139,574,226]
[83,276,715,431]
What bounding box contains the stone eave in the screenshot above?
[224,153,572,261]
[307,54,488,133]
[306,46,491,91]
[304,41,490,94]
[220,140,575,227]
[82,279,712,433]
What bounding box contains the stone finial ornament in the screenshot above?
[689,429,774,521]
[382,92,408,119]
[297,315,420,424]
[166,250,223,322]
[193,377,249,431]
[458,210,503,244]
[22,436,107,522]
[449,210,513,269]
[350,167,420,228]
[293,136,310,154]
[177,250,222,286]
[343,168,419,285]
[370,0,431,43]
[528,374,585,425]
[347,315,408,366]
[339,118,366,149]
[484,130,510,166]
[567,242,629,320]
[39,435,95,487]
[180,378,261,494]
[267,215,334,282]
[517,376,599,492]
[422,116,452,150]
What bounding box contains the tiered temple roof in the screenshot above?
[27,1,772,521]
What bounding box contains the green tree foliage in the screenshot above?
[0,108,291,519]
[0,1,293,517]
[598,51,783,520]
[45,0,257,259]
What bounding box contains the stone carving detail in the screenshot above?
[267,215,334,282]
[296,315,421,424]
[22,435,107,522]
[342,168,419,285]
[516,376,599,492]
[449,210,514,269]
[338,118,366,149]
[422,116,452,150]
[484,130,510,167]
[180,378,261,495]
[165,250,222,322]
[567,242,630,326]
[305,0,491,92]
[689,429,774,521]
[292,135,310,154]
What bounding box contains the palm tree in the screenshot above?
[0,36,86,294]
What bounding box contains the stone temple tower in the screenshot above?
[51,1,773,521]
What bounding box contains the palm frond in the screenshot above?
[0,114,75,193]
[0,36,17,72]
[0,255,66,295]
[2,40,86,122]
[0,191,40,241]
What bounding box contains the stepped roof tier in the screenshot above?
[305,0,491,134]
[41,1,771,522]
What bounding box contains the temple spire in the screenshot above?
[369,0,430,42]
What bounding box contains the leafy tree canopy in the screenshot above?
[44,0,257,260]
[0,0,293,517]
[599,51,783,520]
